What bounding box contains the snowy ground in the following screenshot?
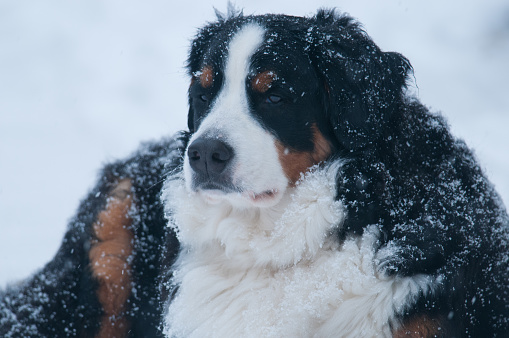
[1,0,508,286]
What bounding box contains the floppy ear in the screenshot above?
[187,77,199,133]
[187,102,195,133]
[186,20,224,134]
[186,9,247,134]
[186,29,213,134]
[308,10,411,151]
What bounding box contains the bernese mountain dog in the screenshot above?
[1,8,509,338]
[161,8,509,337]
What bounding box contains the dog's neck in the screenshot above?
[162,161,435,337]
[162,162,345,270]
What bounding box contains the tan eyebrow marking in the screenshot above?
[251,70,277,93]
[199,65,214,88]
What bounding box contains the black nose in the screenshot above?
[187,138,233,177]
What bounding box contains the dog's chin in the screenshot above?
[196,186,285,208]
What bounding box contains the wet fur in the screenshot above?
[168,9,509,336]
[1,8,508,337]
[0,135,187,337]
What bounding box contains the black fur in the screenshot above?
[1,8,508,337]
[0,133,188,337]
[184,9,509,336]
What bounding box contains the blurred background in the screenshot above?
[1,0,508,286]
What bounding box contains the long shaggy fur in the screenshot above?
[166,8,509,337]
[1,8,508,338]
[0,133,188,337]
[163,165,435,337]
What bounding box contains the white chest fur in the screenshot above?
[162,164,434,337]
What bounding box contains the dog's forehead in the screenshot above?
[197,21,263,69]
[195,20,317,91]
[222,23,266,80]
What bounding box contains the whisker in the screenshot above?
[145,165,183,191]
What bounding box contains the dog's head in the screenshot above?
[183,9,411,207]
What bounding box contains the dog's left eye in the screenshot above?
[265,95,282,104]
[199,94,209,102]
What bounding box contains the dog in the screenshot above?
[0,137,187,337]
[161,8,509,337]
[1,8,508,338]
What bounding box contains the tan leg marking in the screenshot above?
[89,179,134,338]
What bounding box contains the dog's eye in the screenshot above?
[265,95,282,104]
[199,94,209,102]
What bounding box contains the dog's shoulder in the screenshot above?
[0,132,188,337]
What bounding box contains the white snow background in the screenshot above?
[1,0,508,286]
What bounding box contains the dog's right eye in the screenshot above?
[199,94,209,102]
[265,94,282,104]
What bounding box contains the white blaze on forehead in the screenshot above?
[222,23,266,96]
[195,23,265,132]
[189,23,266,136]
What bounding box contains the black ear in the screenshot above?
[309,10,412,151]
[187,100,195,133]
[186,20,226,134]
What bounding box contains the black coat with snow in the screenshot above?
[0,132,188,337]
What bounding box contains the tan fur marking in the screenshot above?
[276,124,332,185]
[311,124,332,163]
[90,179,134,338]
[251,70,277,93]
[393,315,443,338]
[199,65,214,88]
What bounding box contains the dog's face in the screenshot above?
[183,11,411,207]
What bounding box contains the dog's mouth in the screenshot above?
[197,181,237,193]
[195,182,281,206]
[242,189,279,202]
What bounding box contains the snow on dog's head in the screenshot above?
[184,20,334,208]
